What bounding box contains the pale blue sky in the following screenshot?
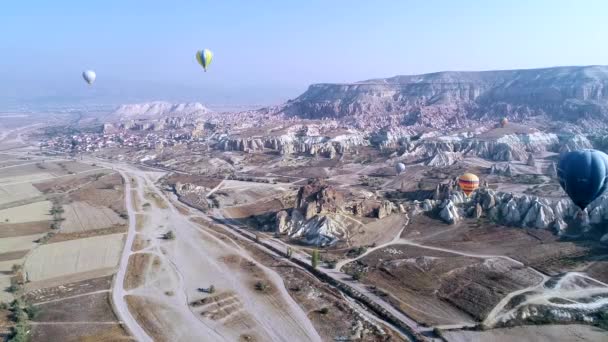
[1,0,607,107]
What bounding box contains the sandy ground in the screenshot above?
[0,200,52,223]
[106,162,322,342]
[24,233,125,281]
[443,324,607,342]
[61,201,125,232]
[348,213,408,247]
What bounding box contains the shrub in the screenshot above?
[11,264,22,273]
[7,284,21,293]
[8,322,29,342]
[347,246,367,258]
[326,260,337,269]
[163,231,175,240]
[255,281,268,292]
[208,285,216,294]
[352,271,363,281]
[318,307,329,315]
[25,305,40,319]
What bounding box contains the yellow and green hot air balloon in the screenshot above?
[458,173,479,197]
[196,49,213,72]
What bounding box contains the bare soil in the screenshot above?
[32,292,118,322]
[0,220,50,238]
[130,190,140,210]
[443,324,608,342]
[124,253,159,290]
[25,268,116,293]
[125,295,175,342]
[24,275,113,304]
[203,224,406,341]
[584,260,608,284]
[29,323,132,342]
[163,173,222,189]
[342,244,541,325]
[144,190,168,209]
[403,216,608,276]
[223,198,286,219]
[0,250,28,262]
[47,225,126,243]
[69,173,125,215]
[136,214,146,232]
[131,234,151,252]
[33,170,112,194]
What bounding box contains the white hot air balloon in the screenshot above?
[395,162,406,175]
[82,70,96,85]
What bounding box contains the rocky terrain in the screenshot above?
[31,65,608,340]
[281,65,608,132]
[110,101,211,120]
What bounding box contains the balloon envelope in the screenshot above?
[458,173,479,197]
[196,49,213,72]
[395,162,406,175]
[557,149,608,210]
[82,70,96,85]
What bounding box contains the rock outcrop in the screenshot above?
[282,66,608,131]
[273,179,349,246]
[416,186,607,239]
[399,132,561,162]
[377,200,397,219]
[217,130,367,158]
[526,153,536,167]
[439,200,460,224]
[474,189,607,237]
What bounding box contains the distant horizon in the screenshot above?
[3,1,608,109]
[2,63,608,111]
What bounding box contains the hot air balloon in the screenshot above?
[500,117,508,127]
[395,162,406,175]
[557,149,608,211]
[196,49,213,72]
[458,173,479,197]
[82,70,96,85]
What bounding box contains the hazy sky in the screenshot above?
[2,0,608,107]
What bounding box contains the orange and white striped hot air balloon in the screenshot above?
[458,173,479,197]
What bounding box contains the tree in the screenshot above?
[318,307,329,315]
[208,285,216,294]
[311,249,320,269]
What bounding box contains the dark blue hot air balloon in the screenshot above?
[557,149,608,210]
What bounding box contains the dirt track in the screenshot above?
[104,160,322,341]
